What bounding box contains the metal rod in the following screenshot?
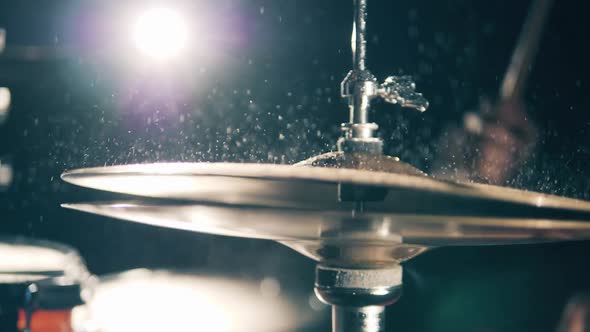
[351,83,372,124]
[333,306,386,332]
[352,0,368,71]
[500,0,554,100]
[348,0,371,125]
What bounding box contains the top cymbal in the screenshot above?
[61,162,590,218]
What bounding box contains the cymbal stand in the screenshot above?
[313,1,428,332]
[338,0,429,154]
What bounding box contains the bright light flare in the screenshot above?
[132,8,188,61]
[71,270,304,332]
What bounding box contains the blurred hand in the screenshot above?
[432,98,537,185]
[556,293,590,332]
[473,98,537,184]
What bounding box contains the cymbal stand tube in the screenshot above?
[333,306,386,332]
[352,0,368,72]
[349,0,371,127]
[315,265,403,332]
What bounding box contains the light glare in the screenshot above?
[132,8,188,61]
[72,270,304,332]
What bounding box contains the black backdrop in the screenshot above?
[1,0,590,331]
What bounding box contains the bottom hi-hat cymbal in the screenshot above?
[62,200,590,266]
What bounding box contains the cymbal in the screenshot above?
[0,237,89,284]
[62,200,590,244]
[62,200,590,265]
[61,162,590,217]
[61,162,590,266]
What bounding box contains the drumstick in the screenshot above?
[500,0,554,100]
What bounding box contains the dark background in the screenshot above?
[1,0,590,331]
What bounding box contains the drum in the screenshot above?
[0,237,88,332]
[72,269,326,332]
